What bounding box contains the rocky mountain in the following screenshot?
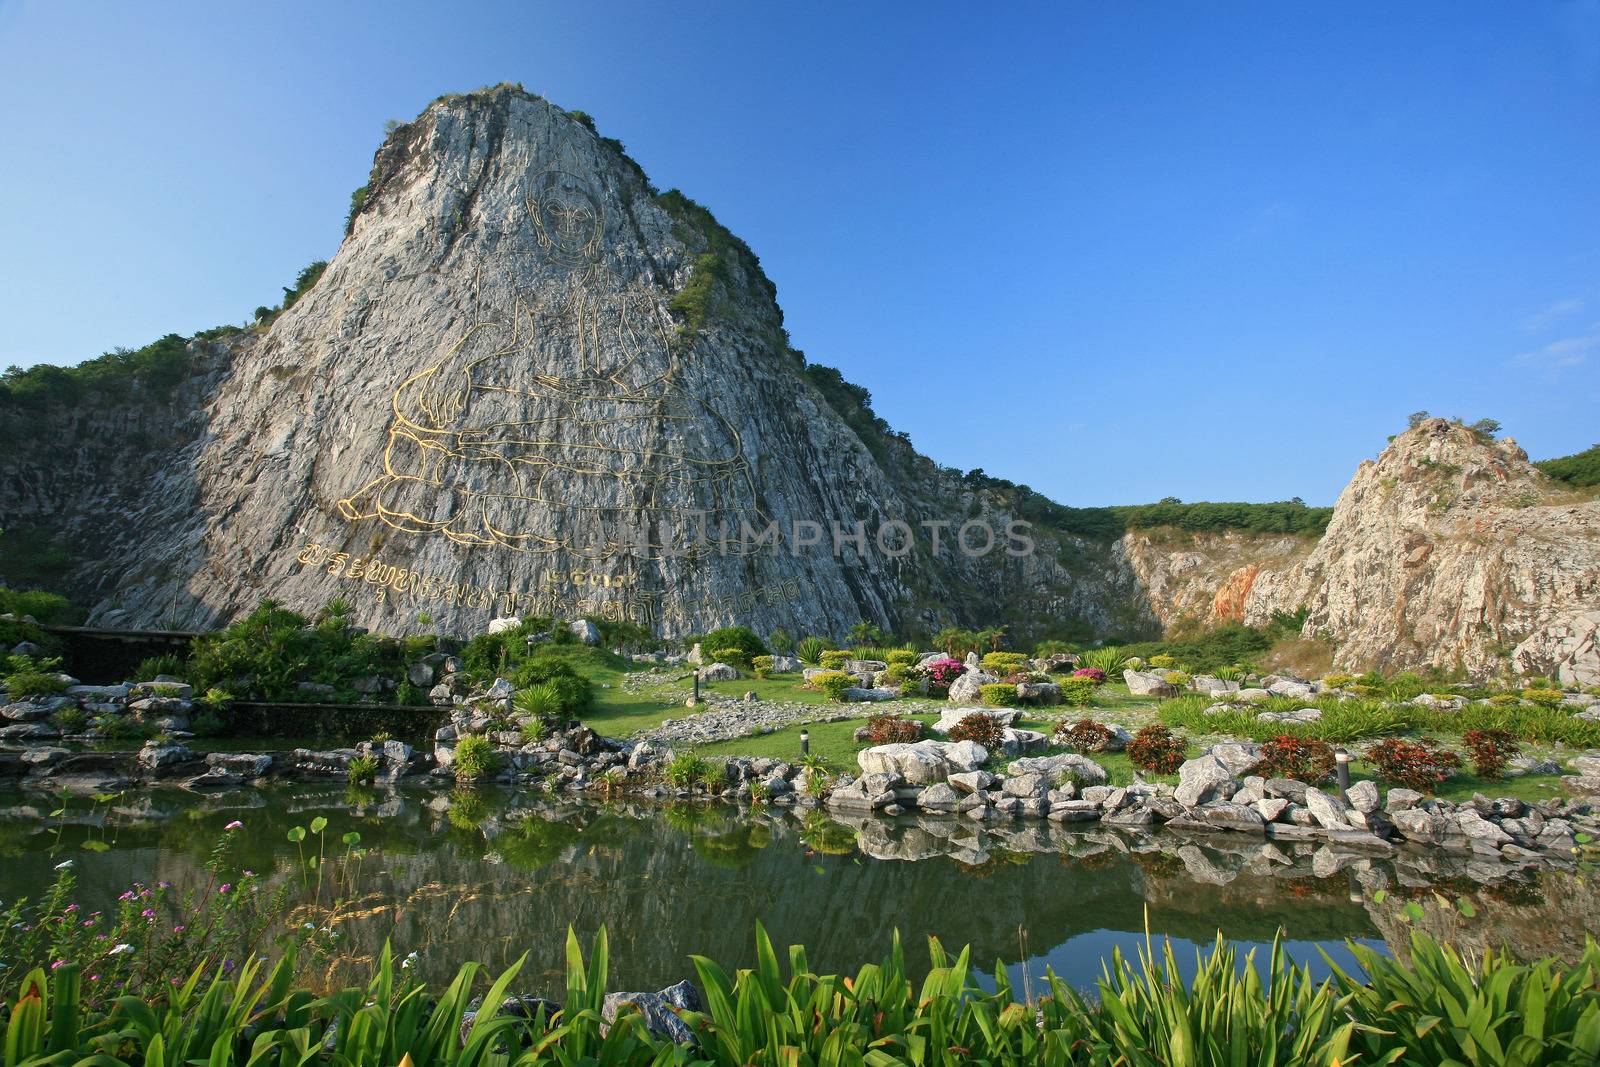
[4,86,1592,670]
[1245,418,1600,683]
[2,84,1266,642]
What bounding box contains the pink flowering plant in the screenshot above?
[921,657,967,693]
[1072,667,1107,684]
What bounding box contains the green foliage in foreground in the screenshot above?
[5,924,1599,1067]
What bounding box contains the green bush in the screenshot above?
[751,655,775,679]
[1057,676,1099,707]
[513,681,565,720]
[1147,654,1178,669]
[819,650,849,670]
[3,654,67,697]
[796,636,827,664]
[1522,687,1566,707]
[978,682,1019,708]
[509,651,595,715]
[981,651,1028,674]
[0,586,77,624]
[1077,646,1131,677]
[451,734,498,781]
[664,752,716,788]
[766,628,794,655]
[346,754,379,785]
[708,645,750,669]
[882,663,910,684]
[886,649,917,667]
[134,653,184,679]
[186,599,413,703]
[698,625,766,663]
[812,670,853,702]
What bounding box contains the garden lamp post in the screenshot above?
[1334,748,1351,794]
[692,670,700,703]
[799,729,810,757]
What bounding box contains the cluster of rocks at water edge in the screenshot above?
[828,712,1598,870]
[1,675,200,742]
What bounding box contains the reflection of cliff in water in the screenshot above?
[5,785,1592,991]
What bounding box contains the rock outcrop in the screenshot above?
[1247,419,1600,678]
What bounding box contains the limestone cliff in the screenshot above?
[1119,529,1315,632]
[1246,418,1600,680]
[0,86,1180,640]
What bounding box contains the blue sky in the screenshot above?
[2,2,1596,506]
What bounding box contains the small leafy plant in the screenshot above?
[978,682,1019,708]
[864,713,923,743]
[1054,718,1115,753]
[1127,724,1187,774]
[1364,736,1461,792]
[946,712,1004,748]
[451,734,499,781]
[1461,727,1520,780]
[346,754,379,785]
[1257,734,1336,783]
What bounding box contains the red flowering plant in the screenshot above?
[1364,737,1462,793]
[1072,667,1107,684]
[1461,728,1520,780]
[1127,724,1187,775]
[1257,735,1336,783]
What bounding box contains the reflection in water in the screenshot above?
[0,783,1593,993]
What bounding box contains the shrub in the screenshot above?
[451,734,499,781]
[1164,670,1191,687]
[819,650,849,670]
[864,714,922,743]
[922,657,966,692]
[664,752,715,788]
[54,704,88,733]
[1078,646,1131,677]
[796,636,828,664]
[347,754,379,785]
[1072,667,1106,683]
[946,712,1004,747]
[981,651,1028,674]
[1257,735,1336,783]
[886,650,917,667]
[766,627,794,655]
[882,663,911,684]
[1057,676,1100,707]
[1461,728,1520,780]
[1488,693,1521,706]
[812,670,854,702]
[1148,654,1178,669]
[1054,718,1114,753]
[751,655,775,679]
[1386,672,1428,702]
[513,681,566,720]
[979,683,1019,708]
[1522,687,1566,707]
[3,654,67,697]
[1127,724,1187,774]
[133,653,185,679]
[708,645,750,670]
[1364,737,1461,792]
[1321,673,1355,689]
[699,625,766,662]
[509,653,594,714]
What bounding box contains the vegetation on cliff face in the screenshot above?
[1538,442,1600,488]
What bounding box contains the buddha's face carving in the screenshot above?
[527,171,603,265]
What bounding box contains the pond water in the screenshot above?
[2,782,1594,994]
